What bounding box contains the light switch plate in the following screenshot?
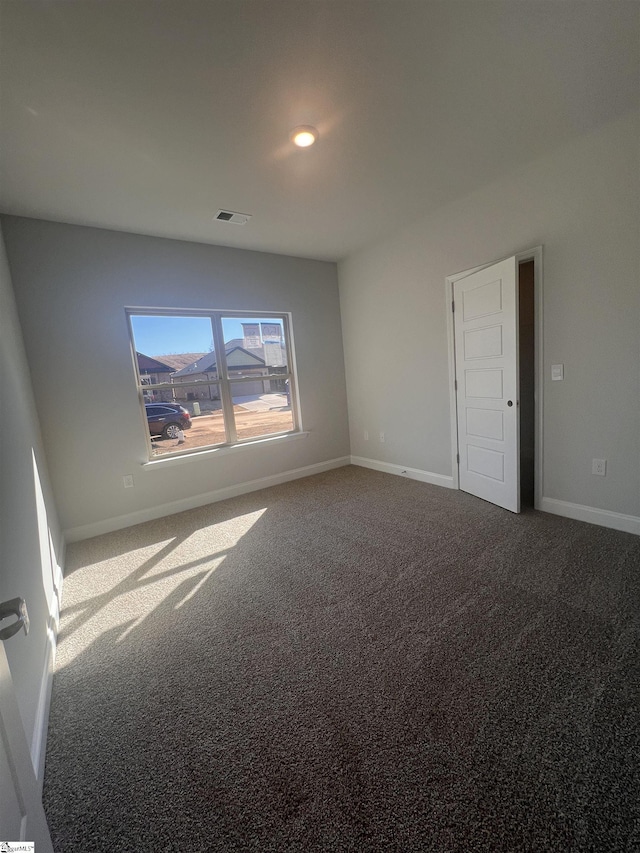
[551,364,564,381]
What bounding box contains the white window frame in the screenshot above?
[127,308,300,460]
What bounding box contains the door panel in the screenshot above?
[454,257,520,512]
[464,368,503,399]
[467,444,505,480]
[464,324,503,359]
[466,408,504,441]
[462,278,503,319]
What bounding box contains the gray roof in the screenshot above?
[152,353,207,371]
[171,340,267,377]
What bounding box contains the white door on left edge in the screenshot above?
[454,256,520,512]
[0,638,54,851]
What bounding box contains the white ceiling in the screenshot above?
[1,1,638,261]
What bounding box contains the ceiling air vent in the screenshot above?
[214,209,252,225]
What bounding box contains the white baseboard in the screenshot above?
[350,455,454,490]
[541,497,640,536]
[31,619,56,786]
[348,461,639,536]
[64,456,352,542]
[54,535,65,592]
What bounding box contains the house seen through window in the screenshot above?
[128,311,298,458]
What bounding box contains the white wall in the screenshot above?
[0,225,63,775]
[339,110,640,522]
[2,219,350,538]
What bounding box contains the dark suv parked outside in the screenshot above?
[145,403,192,439]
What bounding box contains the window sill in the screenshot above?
[142,430,309,469]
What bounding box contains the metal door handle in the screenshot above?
[507,400,513,407]
[0,597,30,641]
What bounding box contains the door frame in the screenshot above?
[445,246,544,510]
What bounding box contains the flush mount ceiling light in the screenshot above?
[290,125,318,148]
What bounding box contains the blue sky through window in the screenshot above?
[130,315,284,357]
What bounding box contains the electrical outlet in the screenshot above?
[123,474,134,488]
[379,431,385,443]
[364,430,369,441]
[592,459,606,476]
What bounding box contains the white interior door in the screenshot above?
[0,639,54,851]
[454,256,520,512]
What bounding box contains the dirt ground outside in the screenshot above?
[151,405,294,456]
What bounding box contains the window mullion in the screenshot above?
[282,315,298,431]
[211,313,237,444]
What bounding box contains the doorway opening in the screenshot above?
[519,259,535,508]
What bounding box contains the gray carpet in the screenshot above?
[43,466,640,851]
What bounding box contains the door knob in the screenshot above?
[0,597,30,641]
[507,400,513,407]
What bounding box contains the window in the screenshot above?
[128,310,299,459]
